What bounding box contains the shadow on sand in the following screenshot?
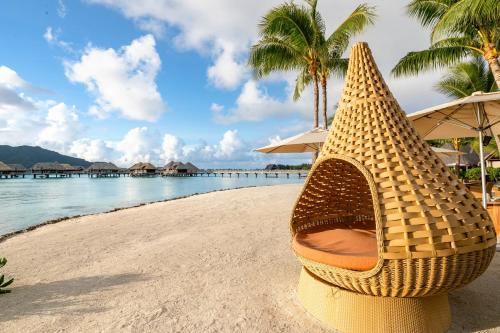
[449,254,500,332]
[0,273,148,322]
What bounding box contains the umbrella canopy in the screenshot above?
[254,128,327,153]
[408,91,500,208]
[407,91,500,139]
[255,128,464,161]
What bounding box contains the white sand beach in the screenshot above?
[0,184,499,333]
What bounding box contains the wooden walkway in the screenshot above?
[0,170,309,179]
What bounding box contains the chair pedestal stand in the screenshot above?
[297,268,451,333]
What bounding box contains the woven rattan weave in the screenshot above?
[290,42,496,297]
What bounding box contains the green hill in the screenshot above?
[0,145,91,168]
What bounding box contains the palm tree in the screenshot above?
[434,58,499,170]
[392,0,500,88]
[435,57,497,98]
[293,2,375,129]
[249,1,375,131]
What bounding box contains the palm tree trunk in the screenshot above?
[484,44,500,88]
[321,76,328,130]
[312,70,319,162]
[313,74,319,128]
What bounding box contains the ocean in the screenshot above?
[0,175,304,235]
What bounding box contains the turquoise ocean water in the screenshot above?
[0,176,303,235]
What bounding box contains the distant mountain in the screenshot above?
[0,145,91,168]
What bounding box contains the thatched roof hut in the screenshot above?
[0,161,13,174]
[31,162,66,173]
[7,164,27,173]
[60,163,83,172]
[184,162,199,173]
[86,162,119,173]
[164,161,187,172]
[129,162,157,174]
[163,161,199,174]
[129,162,156,172]
[440,143,479,167]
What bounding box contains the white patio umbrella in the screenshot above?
[255,128,463,161]
[408,91,500,207]
[255,128,327,153]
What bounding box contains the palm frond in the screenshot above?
[391,46,471,77]
[248,37,304,78]
[325,57,349,79]
[435,57,498,98]
[407,0,456,28]
[294,68,314,101]
[432,0,500,42]
[325,4,376,54]
[259,3,315,51]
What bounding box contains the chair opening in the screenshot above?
[292,157,378,271]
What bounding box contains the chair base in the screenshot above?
[297,267,451,333]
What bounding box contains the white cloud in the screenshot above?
[114,126,158,165]
[85,0,276,90]
[57,0,67,18]
[64,34,166,121]
[213,79,310,124]
[69,139,116,162]
[0,66,28,89]
[0,67,80,149]
[207,44,248,90]
[87,0,448,119]
[43,27,55,43]
[36,103,82,152]
[160,134,184,162]
[43,27,74,53]
[210,102,224,113]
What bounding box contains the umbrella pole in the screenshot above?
[474,103,487,208]
[479,130,487,208]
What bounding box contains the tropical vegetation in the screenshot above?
[249,0,375,131]
[0,257,13,294]
[392,0,500,89]
[433,57,499,168]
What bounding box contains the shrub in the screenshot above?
[0,257,13,294]
[487,167,500,181]
[464,167,482,181]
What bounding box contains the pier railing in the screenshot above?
[0,169,310,179]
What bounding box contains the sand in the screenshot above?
[0,184,499,333]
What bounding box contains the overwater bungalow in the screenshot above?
[86,162,121,177]
[0,161,13,178]
[31,162,68,178]
[162,161,199,176]
[7,164,27,178]
[129,162,157,177]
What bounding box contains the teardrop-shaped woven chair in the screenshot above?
[291,42,497,333]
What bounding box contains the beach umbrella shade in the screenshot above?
[408,91,500,207]
[255,128,327,153]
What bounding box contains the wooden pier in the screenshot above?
[161,170,308,178]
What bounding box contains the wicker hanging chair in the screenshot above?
[291,42,496,333]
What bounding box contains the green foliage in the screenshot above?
[436,57,498,98]
[249,0,375,128]
[0,257,14,294]
[470,135,499,158]
[487,167,500,180]
[464,167,482,180]
[464,167,500,181]
[392,0,500,80]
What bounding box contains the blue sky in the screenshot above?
[0,0,449,168]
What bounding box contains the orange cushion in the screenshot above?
[293,226,378,271]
